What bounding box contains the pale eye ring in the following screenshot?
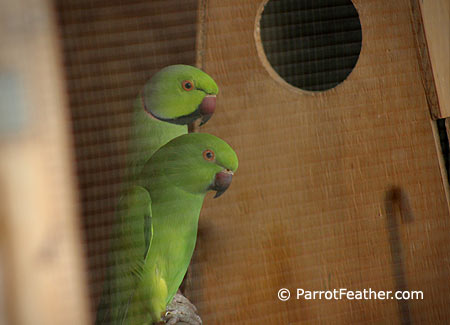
[203,149,215,161]
[182,80,194,91]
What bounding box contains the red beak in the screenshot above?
[199,95,216,126]
[212,169,233,198]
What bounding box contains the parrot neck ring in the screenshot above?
[140,91,166,122]
[140,91,216,126]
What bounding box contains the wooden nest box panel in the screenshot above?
[186,0,450,323]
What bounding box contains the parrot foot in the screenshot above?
[162,292,202,325]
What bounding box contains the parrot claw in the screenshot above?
[163,292,202,325]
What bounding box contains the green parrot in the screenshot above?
[96,133,238,324]
[127,65,219,182]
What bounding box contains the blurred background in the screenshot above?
[0,0,449,324]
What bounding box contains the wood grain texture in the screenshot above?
[186,0,450,323]
[0,1,90,324]
[419,0,450,118]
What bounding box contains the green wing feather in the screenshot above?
[95,185,153,325]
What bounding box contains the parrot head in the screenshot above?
[144,133,238,198]
[141,65,219,126]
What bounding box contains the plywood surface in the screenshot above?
[419,0,450,118]
[186,0,450,323]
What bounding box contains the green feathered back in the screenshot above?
[127,99,186,182]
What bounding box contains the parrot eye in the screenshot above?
[182,80,194,91]
[203,149,215,161]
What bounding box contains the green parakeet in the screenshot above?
[96,133,238,324]
[128,65,219,181]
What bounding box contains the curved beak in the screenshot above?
[210,169,234,198]
[198,95,216,126]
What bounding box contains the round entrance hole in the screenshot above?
[257,0,362,92]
